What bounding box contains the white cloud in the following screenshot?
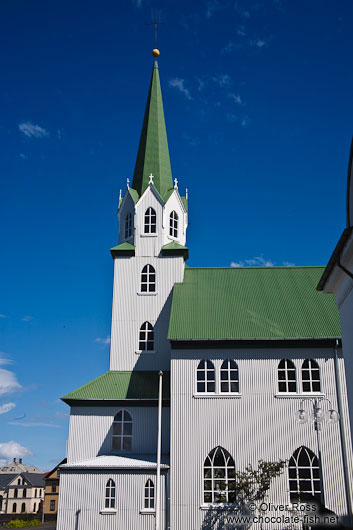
[283,261,295,267]
[18,122,49,139]
[231,256,275,267]
[229,93,242,104]
[95,336,111,346]
[55,411,69,419]
[169,78,192,100]
[18,153,28,160]
[237,25,246,36]
[21,316,33,322]
[212,74,231,87]
[251,38,267,48]
[0,368,22,396]
[0,441,32,462]
[8,418,59,428]
[0,402,16,415]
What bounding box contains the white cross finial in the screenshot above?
[126,178,130,189]
[149,173,154,185]
[174,178,178,189]
[186,188,188,200]
[119,189,122,201]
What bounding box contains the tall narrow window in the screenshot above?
[197,360,215,393]
[141,264,156,293]
[112,410,132,451]
[33,503,36,513]
[14,489,18,499]
[144,207,156,234]
[204,447,236,504]
[278,359,297,393]
[139,322,154,352]
[12,503,17,513]
[169,211,178,238]
[289,447,321,502]
[125,212,133,239]
[0,495,3,512]
[23,489,26,498]
[144,479,155,509]
[34,489,37,497]
[302,359,321,393]
[105,479,116,509]
[220,360,239,393]
[21,503,25,513]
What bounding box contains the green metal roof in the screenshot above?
[168,267,341,340]
[132,62,173,199]
[110,242,135,258]
[161,241,189,260]
[62,371,170,402]
[118,188,140,211]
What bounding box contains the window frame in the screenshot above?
[140,264,156,294]
[112,410,133,452]
[196,360,216,394]
[104,479,116,509]
[138,321,155,353]
[203,447,236,505]
[220,360,239,394]
[169,210,179,239]
[144,479,155,510]
[278,359,297,394]
[124,212,133,239]
[301,359,321,393]
[144,207,157,234]
[288,446,321,503]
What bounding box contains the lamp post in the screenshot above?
[296,397,339,505]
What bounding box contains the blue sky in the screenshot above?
[0,0,352,471]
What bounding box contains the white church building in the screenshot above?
[57,54,353,530]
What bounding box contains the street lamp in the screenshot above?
[295,397,339,505]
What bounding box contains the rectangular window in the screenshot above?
[50,500,55,511]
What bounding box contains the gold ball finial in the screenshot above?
[152,48,160,57]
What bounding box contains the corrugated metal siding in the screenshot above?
[67,406,170,463]
[168,267,341,340]
[170,348,353,530]
[110,254,184,372]
[57,470,168,530]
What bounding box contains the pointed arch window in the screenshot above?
[141,264,156,293]
[112,410,132,451]
[220,360,239,393]
[139,322,154,352]
[125,212,133,239]
[105,479,116,509]
[144,479,155,509]
[289,446,321,502]
[302,359,321,393]
[144,207,156,234]
[278,359,297,393]
[169,211,178,238]
[204,447,236,504]
[197,360,215,393]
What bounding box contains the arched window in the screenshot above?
[125,212,133,239]
[21,502,26,513]
[204,447,236,504]
[144,207,156,234]
[289,446,321,502]
[12,503,17,513]
[141,264,156,293]
[0,495,3,512]
[23,489,26,498]
[278,359,297,393]
[112,410,132,451]
[302,359,321,393]
[144,479,155,509]
[33,503,36,513]
[220,360,239,393]
[197,360,215,393]
[105,479,116,509]
[169,211,178,238]
[14,489,18,498]
[139,322,154,352]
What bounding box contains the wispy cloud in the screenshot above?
[169,78,192,100]
[0,357,22,396]
[237,25,246,37]
[95,336,111,346]
[229,93,242,104]
[18,153,28,160]
[226,113,249,126]
[283,261,296,267]
[234,2,250,18]
[55,411,69,419]
[206,0,227,18]
[212,74,231,88]
[21,316,33,322]
[252,38,267,48]
[183,134,200,147]
[8,421,60,428]
[0,402,16,415]
[231,256,275,267]
[0,314,7,319]
[18,122,49,139]
[131,0,143,6]
[0,441,32,462]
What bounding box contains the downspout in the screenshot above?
[334,340,353,524]
[155,370,163,530]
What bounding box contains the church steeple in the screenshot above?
[132,59,173,199]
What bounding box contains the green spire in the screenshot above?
[132,61,173,198]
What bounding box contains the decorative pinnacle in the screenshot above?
[149,173,154,185]
[119,189,122,201]
[152,49,160,58]
[126,178,130,189]
[174,178,178,189]
[186,188,189,199]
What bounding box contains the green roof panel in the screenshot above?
[168,267,341,340]
[62,371,170,402]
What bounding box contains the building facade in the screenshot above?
[57,54,353,530]
[0,472,44,516]
[44,458,66,517]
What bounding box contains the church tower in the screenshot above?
[109,57,188,372]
